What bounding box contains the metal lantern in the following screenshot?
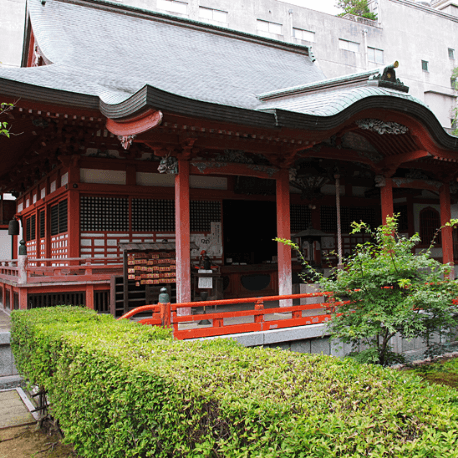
[292,226,328,268]
[8,219,19,236]
[158,287,170,304]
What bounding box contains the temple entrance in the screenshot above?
[223,200,277,265]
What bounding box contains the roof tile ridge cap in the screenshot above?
[258,68,383,101]
[56,0,311,55]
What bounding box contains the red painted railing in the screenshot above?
[119,292,337,340]
[0,260,19,280]
[26,257,122,283]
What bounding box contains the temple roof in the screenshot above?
[0,0,325,113]
[0,0,451,141]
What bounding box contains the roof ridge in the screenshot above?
[258,68,383,101]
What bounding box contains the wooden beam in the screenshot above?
[190,162,279,180]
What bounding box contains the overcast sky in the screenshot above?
[283,0,341,15]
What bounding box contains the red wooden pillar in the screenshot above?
[276,168,292,306]
[380,177,394,225]
[440,183,454,278]
[68,162,80,259]
[86,284,94,310]
[19,288,27,310]
[175,160,191,314]
[68,190,80,258]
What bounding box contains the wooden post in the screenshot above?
[380,177,394,225]
[86,284,94,310]
[175,160,192,314]
[335,174,343,268]
[68,190,80,259]
[276,168,292,307]
[19,289,27,310]
[440,183,454,278]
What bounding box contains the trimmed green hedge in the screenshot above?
[11,307,458,457]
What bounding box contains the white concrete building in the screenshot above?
[1,0,458,129]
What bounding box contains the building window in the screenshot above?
[157,0,187,15]
[449,48,455,59]
[257,19,282,35]
[50,199,68,236]
[422,60,429,72]
[26,214,36,242]
[419,207,441,246]
[451,77,456,89]
[367,47,384,64]
[199,6,227,23]
[293,27,315,42]
[339,39,359,53]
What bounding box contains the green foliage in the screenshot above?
[10,306,458,457]
[336,0,378,20]
[452,67,458,136]
[0,102,13,137]
[277,215,458,366]
[407,357,458,389]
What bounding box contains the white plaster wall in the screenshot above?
[0,229,12,260]
[80,169,127,185]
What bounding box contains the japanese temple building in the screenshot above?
[1,0,458,314]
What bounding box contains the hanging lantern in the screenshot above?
[8,219,19,236]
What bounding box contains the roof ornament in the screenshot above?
[368,61,409,93]
[356,119,409,135]
[158,154,178,174]
[117,134,136,150]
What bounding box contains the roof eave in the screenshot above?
[99,85,277,129]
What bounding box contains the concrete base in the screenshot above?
[0,332,18,377]
[0,375,23,390]
[199,322,456,360]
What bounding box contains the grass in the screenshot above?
[405,356,458,389]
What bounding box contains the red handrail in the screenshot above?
[118,292,337,340]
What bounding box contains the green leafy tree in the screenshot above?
[452,67,458,136]
[0,102,13,137]
[276,215,458,366]
[336,0,378,20]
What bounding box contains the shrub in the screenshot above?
[10,306,458,457]
[276,215,458,366]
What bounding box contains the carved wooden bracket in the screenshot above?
[106,109,163,149]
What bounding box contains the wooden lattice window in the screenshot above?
[190,201,221,232]
[320,206,378,233]
[51,199,68,236]
[419,207,441,246]
[290,205,312,232]
[26,214,36,241]
[39,210,45,238]
[80,196,128,232]
[132,199,175,232]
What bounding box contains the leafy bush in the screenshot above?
[10,306,458,457]
[277,215,458,366]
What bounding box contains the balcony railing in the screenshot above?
[0,257,123,284]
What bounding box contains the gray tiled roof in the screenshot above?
[0,0,325,111]
[0,0,453,148]
[259,85,429,117]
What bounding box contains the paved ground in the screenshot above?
[0,389,35,429]
[0,309,11,332]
